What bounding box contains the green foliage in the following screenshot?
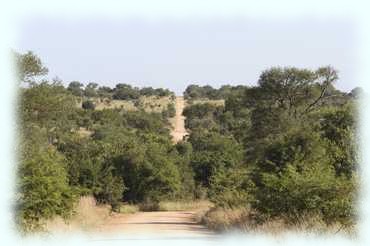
[112,83,140,100]
[183,67,359,229]
[209,167,255,208]
[162,103,176,118]
[14,50,48,84]
[95,163,125,211]
[256,66,338,115]
[174,141,196,199]
[67,81,84,96]
[318,104,358,177]
[57,136,127,208]
[97,86,113,98]
[16,51,359,233]
[255,164,356,226]
[183,103,224,131]
[112,84,174,100]
[112,134,182,202]
[84,82,99,97]
[140,87,174,97]
[189,131,243,187]
[184,84,248,100]
[17,136,77,232]
[20,81,76,132]
[125,111,170,134]
[256,127,326,175]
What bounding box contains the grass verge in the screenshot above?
[158,200,212,212]
[201,207,355,235]
[118,203,139,214]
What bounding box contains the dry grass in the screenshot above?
[77,96,174,112]
[158,200,212,212]
[190,99,225,106]
[94,98,136,111]
[201,207,248,232]
[137,96,173,112]
[45,196,111,234]
[118,204,139,214]
[76,127,93,138]
[201,207,354,236]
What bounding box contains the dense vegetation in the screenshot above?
[68,80,174,100]
[183,67,360,230]
[16,51,187,232]
[16,51,360,234]
[184,84,248,101]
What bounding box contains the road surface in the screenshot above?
[170,96,188,143]
[97,210,214,237]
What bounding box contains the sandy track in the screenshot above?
[170,96,188,143]
[97,210,214,237]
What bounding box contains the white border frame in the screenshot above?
[0,0,369,245]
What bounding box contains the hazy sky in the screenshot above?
[17,17,358,95]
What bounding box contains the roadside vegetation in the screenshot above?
[183,69,361,234]
[15,51,361,235]
[15,51,185,233]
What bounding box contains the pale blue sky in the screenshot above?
[17,17,358,95]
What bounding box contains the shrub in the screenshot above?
[189,131,243,187]
[17,146,77,232]
[254,164,356,226]
[208,167,255,208]
[318,104,358,177]
[162,103,176,118]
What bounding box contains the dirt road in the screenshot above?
[170,96,188,143]
[97,210,214,237]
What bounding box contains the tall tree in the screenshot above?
[14,51,48,84]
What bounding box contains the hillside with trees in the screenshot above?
[15,51,360,235]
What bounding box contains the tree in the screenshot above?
[14,51,48,84]
[183,103,224,131]
[184,84,202,99]
[162,103,176,118]
[318,104,358,177]
[140,87,155,96]
[97,86,113,98]
[209,167,255,208]
[85,82,99,97]
[254,66,339,117]
[17,136,76,232]
[112,134,182,203]
[189,131,243,187]
[20,81,77,144]
[67,81,84,96]
[113,83,140,100]
[57,137,127,210]
[254,164,356,226]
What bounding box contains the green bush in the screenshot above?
[254,164,356,226]
[189,131,243,187]
[17,146,77,232]
[163,103,176,118]
[208,167,255,208]
[318,104,358,177]
[16,52,360,234]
